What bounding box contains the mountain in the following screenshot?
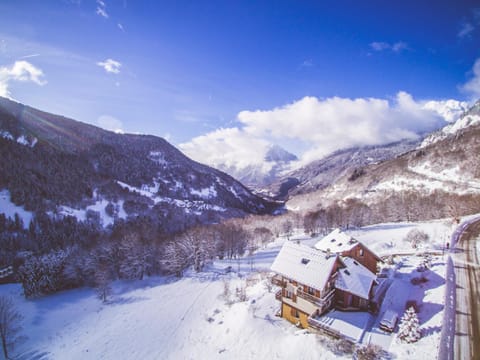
[421,100,480,147]
[266,139,421,199]
[0,97,278,234]
[215,144,298,188]
[287,100,480,224]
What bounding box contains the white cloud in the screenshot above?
[370,41,408,53]
[97,115,124,133]
[422,99,468,122]
[392,41,408,53]
[370,42,390,51]
[96,0,109,18]
[97,58,121,74]
[118,23,125,32]
[458,22,474,38]
[181,92,457,169]
[180,127,270,170]
[20,54,40,59]
[300,59,314,68]
[238,92,445,164]
[0,60,47,98]
[461,58,480,99]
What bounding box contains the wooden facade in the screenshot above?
[339,243,380,274]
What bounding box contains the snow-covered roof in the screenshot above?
[271,241,338,291]
[335,257,377,300]
[314,228,358,253]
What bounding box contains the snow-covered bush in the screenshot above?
[354,343,384,360]
[405,229,429,249]
[397,307,421,343]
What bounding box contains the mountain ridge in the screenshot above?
[0,97,278,233]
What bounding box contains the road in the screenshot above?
[452,219,480,360]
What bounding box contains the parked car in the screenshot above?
[379,310,398,332]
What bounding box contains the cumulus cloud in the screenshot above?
[96,0,109,18]
[0,60,46,98]
[238,92,445,163]
[97,115,124,133]
[461,58,480,99]
[97,58,121,74]
[370,41,409,53]
[180,127,270,170]
[181,92,458,169]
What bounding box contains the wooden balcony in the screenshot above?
[271,274,285,287]
[296,287,335,306]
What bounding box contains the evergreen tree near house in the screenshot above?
[397,307,421,343]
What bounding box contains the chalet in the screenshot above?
[271,242,341,328]
[314,228,382,274]
[271,231,381,329]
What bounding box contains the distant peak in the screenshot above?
[264,144,298,163]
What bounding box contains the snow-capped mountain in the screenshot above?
[286,100,480,223]
[0,97,278,233]
[266,139,421,199]
[421,100,480,147]
[215,144,298,188]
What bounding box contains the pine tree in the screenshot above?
[397,307,421,343]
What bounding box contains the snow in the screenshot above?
[148,151,167,165]
[190,185,217,199]
[421,114,480,147]
[311,310,371,342]
[0,131,37,147]
[409,162,480,191]
[59,197,127,227]
[271,241,338,291]
[336,258,376,300]
[314,228,358,253]
[116,180,226,214]
[348,219,454,256]
[0,219,457,359]
[0,130,14,140]
[0,189,33,227]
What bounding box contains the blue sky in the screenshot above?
[1,0,480,167]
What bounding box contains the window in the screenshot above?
[286,290,293,299]
[290,307,299,318]
[307,286,315,295]
[359,248,364,256]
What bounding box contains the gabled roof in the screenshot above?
[271,241,338,291]
[314,228,358,253]
[335,257,377,300]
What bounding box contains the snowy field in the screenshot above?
[0,218,461,360]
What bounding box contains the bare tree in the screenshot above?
[405,229,429,249]
[95,264,112,303]
[0,296,24,359]
[281,220,293,240]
